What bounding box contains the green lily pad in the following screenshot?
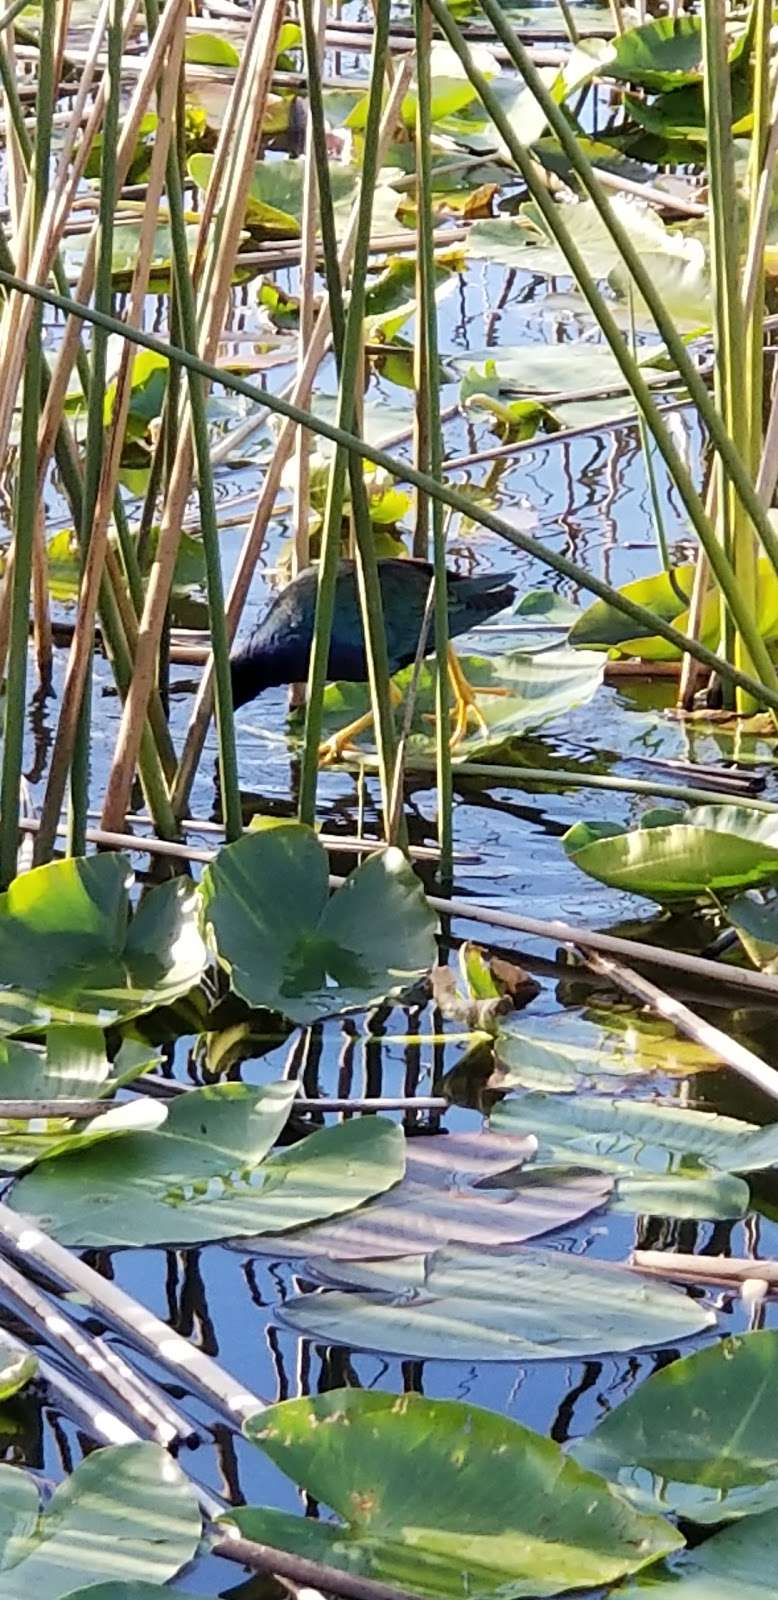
[315,649,605,765]
[492,1007,726,1092]
[0,1443,200,1598]
[0,1340,36,1402]
[490,1090,778,1217]
[573,1331,778,1524]
[200,823,436,1025]
[278,1245,714,1360]
[724,892,778,970]
[0,1026,160,1172]
[8,1085,405,1246]
[563,804,778,902]
[603,15,746,89]
[616,1507,778,1597]
[236,1388,681,1599]
[184,30,240,67]
[0,854,207,1035]
[189,152,359,238]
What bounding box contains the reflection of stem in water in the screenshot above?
[212,1420,244,1506]
[402,1359,425,1395]
[265,1324,290,1403]
[337,1017,358,1100]
[551,1359,602,1445]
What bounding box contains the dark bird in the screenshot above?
[230,557,515,760]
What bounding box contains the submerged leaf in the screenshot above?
[0,1443,201,1598]
[277,1245,714,1360]
[9,1087,405,1247]
[573,1330,778,1524]
[490,1090,778,1216]
[242,1130,609,1258]
[200,823,436,1024]
[493,1006,725,1092]
[238,1388,681,1599]
[0,1340,36,1402]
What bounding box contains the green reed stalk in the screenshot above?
[423,0,778,707]
[0,0,54,887]
[416,0,452,871]
[12,270,778,713]
[451,0,778,590]
[144,0,241,841]
[298,0,396,828]
[740,0,772,710]
[300,0,402,840]
[67,0,123,855]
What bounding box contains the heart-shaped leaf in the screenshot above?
[236,1388,681,1599]
[200,823,436,1024]
[9,1085,405,1246]
[0,1443,200,1598]
[573,1330,778,1524]
[277,1245,714,1359]
[0,855,207,1035]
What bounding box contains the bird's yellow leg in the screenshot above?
[446,646,509,747]
[318,682,403,766]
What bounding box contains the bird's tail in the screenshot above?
[451,570,516,618]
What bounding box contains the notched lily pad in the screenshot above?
[563,805,778,903]
[200,821,437,1024]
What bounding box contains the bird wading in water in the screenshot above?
[230,558,516,764]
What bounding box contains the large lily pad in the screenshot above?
[200,823,436,1025]
[563,805,778,902]
[490,1091,778,1217]
[8,1086,405,1246]
[189,153,360,238]
[617,1507,778,1598]
[316,649,605,764]
[242,1130,610,1258]
[0,1442,200,1598]
[0,854,207,1035]
[236,1388,681,1599]
[492,1006,724,1093]
[573,1330,778,1524]
[569,558,778,659]
[603,15,746,89]
[277,1245,714,1360]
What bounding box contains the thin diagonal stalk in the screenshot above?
[170,57,413,821]
[450,0,778,589]
[68,0,124,856]
[10,272,778,712]
[298,0,397,826]
[101,0,284,834]
[423,0,778,707]
[0,0,54,887]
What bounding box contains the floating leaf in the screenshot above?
[616,1506,778,1597]
[492,1007,726,1092]
[316,649,605,764]
[573,1331,778,1524]
[0,1340,36,1402]
[0,854,207,1035]
[490,1090,778,1216]
[189,152,359,238]
[0,1443,200,1598]
[603,15,746,89]
[200,823,436,1025]
[9,1087,405,1246]
[236,1388,681,1599]
[184,31,240,66]
[563,805,778,902]
[277,1245,714,1359]
[724,892,778,971]
[242,1131,609,1259]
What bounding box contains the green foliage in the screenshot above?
[9,1086,405,1246]
[0,1443,201,1597]
[238,1388,681,1598]
[574,1331,778,1524]
[200,822,436,1024]
[189,152,359,237]
[0,854,207,1034]
[0,1341,36,1402]
[493,1006,724,1092]
[563,805,778,901]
